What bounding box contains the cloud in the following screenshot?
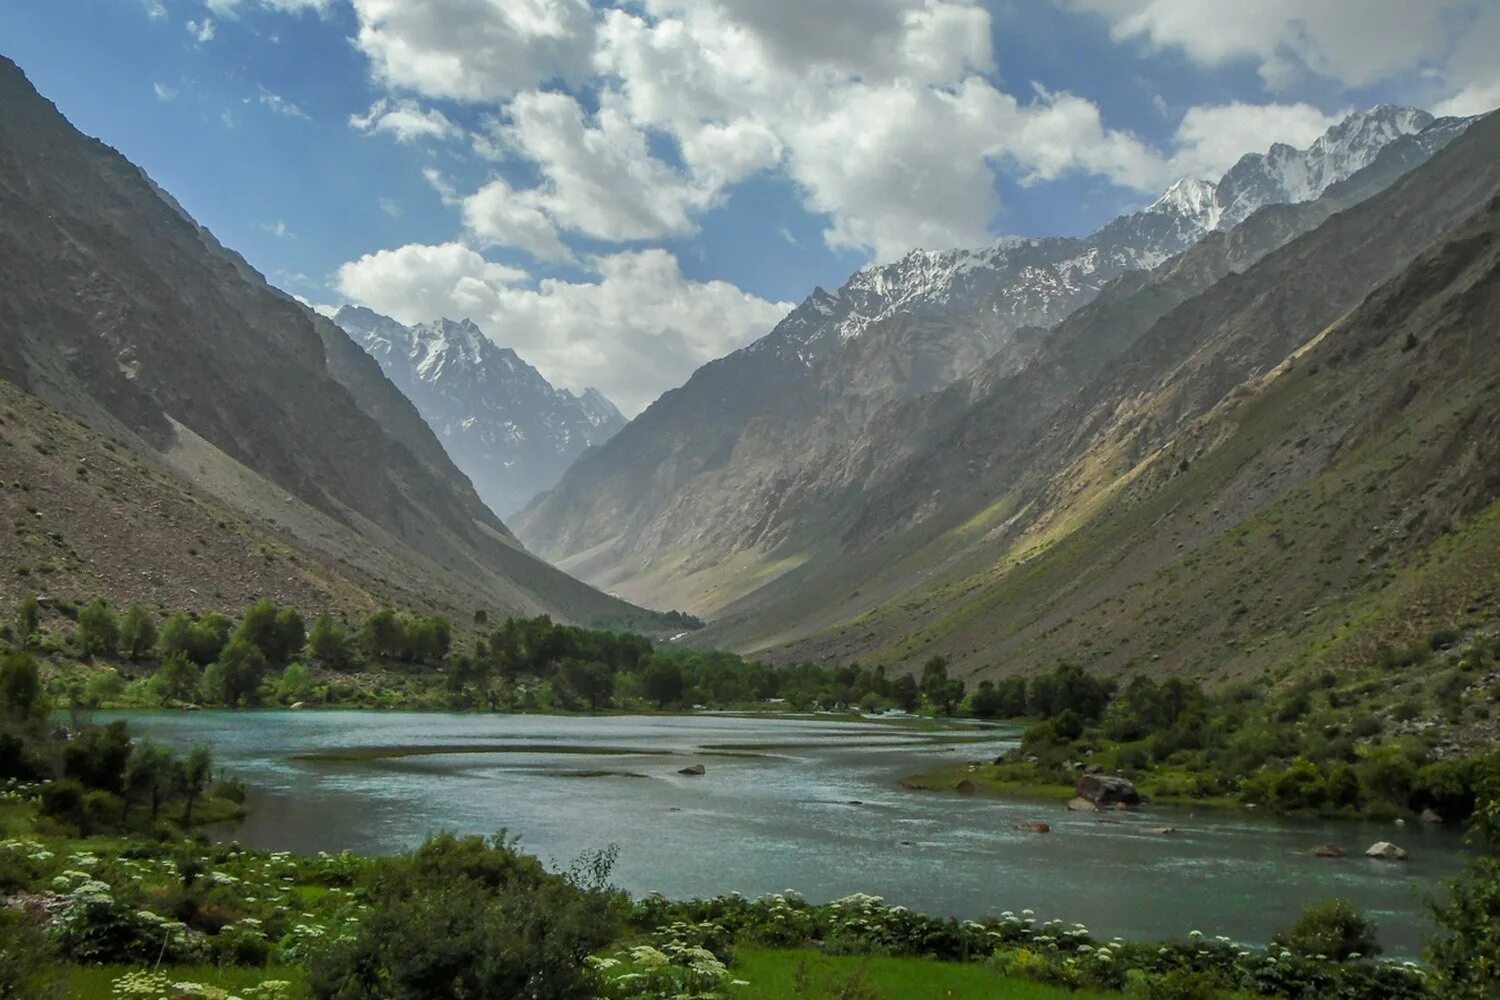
[153,82,178,102]
[256,86,309,119]
[460,176,574,262]
[349,0,597,102]
[1062,0,1466,90]
[1167,101,1346,180]
[186,17,216,42]
[379,197,402,217]
[467,90,716,248]
[142,0,167,19]
[335,243,791,413]
[260,220,294,239]
[349,97,461,143]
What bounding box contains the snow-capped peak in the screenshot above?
[1148,177,1222,230]
[333,305,628,516]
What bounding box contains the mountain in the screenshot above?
[334,306,625,517]
[515,106,1447,616]
[698,109,1500,682]
[0,54,648,626]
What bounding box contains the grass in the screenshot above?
[59,964,308,999]
[733,947,1115,1000]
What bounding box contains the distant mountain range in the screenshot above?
[334,306,625,517]
[0,54,650,628]
[514,105,1472,629]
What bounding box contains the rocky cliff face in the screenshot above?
[514,106,1449,615]
[335,307,625,517]
[0,55,645,625]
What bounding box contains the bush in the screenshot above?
[306,834,622,1000]
[0,911,59,999]
[1274,899,1380,961]
[76,599,119,657]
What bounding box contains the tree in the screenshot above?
[212,637,268,708]
[891,674,919,713]
[124,738,172,823]
[920,657,964,715]
[176,744,214,825]
[361,609,406,661]
[76,599,119,657]
[151,651,200,705]
[278,662,313,703]
[1428,768,1500,998]
[642,659,685,708]
[970,680,1003,718]
[158,611,230,665]
[559,659,614,713]
[273,607,306,665]
[16,595,39,643]
[308,613,351,669]
[119,604,157,661]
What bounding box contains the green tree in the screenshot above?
[559,659,614,713]
[212,637,268,708]
[361,609,406,661]
[278,662,313,703]
[920,657,964,715]
[308,613,352,669]
[175,744,214,825]
[969,680,1001,718]
[124,738,173,823]
[76,598,119,657]
[119,603,157,660]
[0,650,45,722]
[642,659,685,708]
[1428,770,1500,998]
[151,651,201,705]
[158,611,230,665]
[891,674,919,713]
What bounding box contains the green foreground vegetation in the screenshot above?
[1,670,1498,999]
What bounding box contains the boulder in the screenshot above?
[1310,844,1345,859]
[678,763,706,776]
[1075,774,1142,808]
[1420,808,1444,825]
[1365,841,1408,861]
[290,701,306,710]
[955,779,978,794]
[1013,822,1051,833]
[1066,797,1098,813]
[1146,827,1176,835]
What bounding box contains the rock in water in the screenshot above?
[1365,841,1408,861]
[1066,797,1099,812]
[1147,827,1176,835]
[1420,808,1444,824]
[1013,822,1051,833]
[1310,844,1346,859]
[1075,774,1142,807]
[955,779,977,794]
[678,763,706,776]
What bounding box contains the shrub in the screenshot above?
[306,834,621,1000]
[1274,899,1380,961]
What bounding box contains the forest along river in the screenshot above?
[110,710,1464,955]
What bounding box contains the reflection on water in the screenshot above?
[111,710,1464,955]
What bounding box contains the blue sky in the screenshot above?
[2,0,1495,413]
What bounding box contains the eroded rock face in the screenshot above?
[1075,774,1142,807]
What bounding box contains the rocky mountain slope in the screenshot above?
[334,306,625,517]
[702,110,1500,683]
[516,106,1451,616]
[0,55,648,626]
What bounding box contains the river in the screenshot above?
[109,709,1465,955]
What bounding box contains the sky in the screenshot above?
[2,1,1497,414]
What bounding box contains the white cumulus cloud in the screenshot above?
[350,98,461,143]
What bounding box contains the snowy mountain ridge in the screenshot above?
[758,105,1443,367]
[335,305,627,517]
